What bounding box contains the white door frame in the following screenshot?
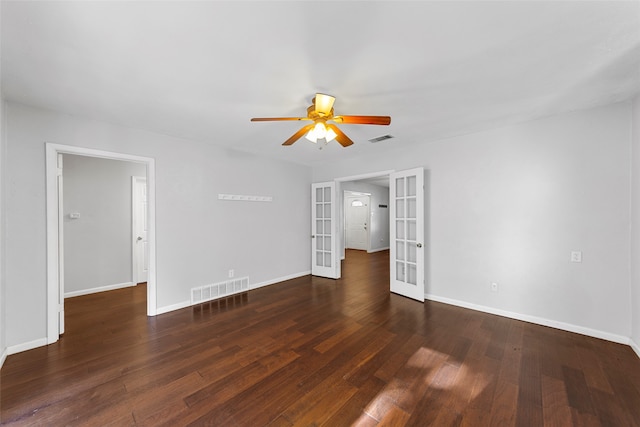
[45,143,157,344]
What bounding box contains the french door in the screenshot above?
[390,168,425,301]
[311,182,340,279]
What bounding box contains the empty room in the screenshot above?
[1,1,640,425]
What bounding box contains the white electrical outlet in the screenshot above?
[571,251,582,263]
[228,269,234,278]
[491,282,499,292]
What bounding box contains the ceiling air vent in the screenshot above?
[369,134,394,143]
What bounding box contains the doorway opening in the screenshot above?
[336,171,392,261]
[46,143,157,345]
[333,168,426,302]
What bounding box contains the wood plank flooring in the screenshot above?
[2,249,640,426]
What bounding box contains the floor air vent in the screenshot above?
[191,277,250,305]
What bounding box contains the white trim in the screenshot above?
[631,339,640,359]
[367,247,390,253]
[65,282,136,299]
[250,271,311,290]
[156,300,191,315]
[46,143,157,346]
[334,170,395,183]
[426,293,631,345]
[0,348,7,369]
[57,153,65,335]
[46,145,58,343]
[146,159,157,316]
[7,338,48,356]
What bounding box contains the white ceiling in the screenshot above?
[2,1,639,167]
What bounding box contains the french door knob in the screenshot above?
[137,236,142,241]
[417,243,422,248]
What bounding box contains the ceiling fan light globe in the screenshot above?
[312,122,327,140]
[305,128,318,143]
[325,127,337,143]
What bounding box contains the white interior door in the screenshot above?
[312,182,340,279]
[390,168,425,301]
[345,194,370,250]
[133,176,148,283]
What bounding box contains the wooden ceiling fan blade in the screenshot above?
[283,124,315,146]
[313,93,335,116]
[251,117,311,122]
[333,115,391,125]
[327,124,354,147]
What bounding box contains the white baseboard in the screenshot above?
[0,347,7,369]
[425,293,630,345]
[631,339,640,359]
[7,337,48,356]
[156,300,191,315]
[250,271,311,290]
[368,247,390,253]
[65,281,136,298]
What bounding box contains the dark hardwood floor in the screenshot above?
[2,250,640,426]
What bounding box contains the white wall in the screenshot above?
[4,102,311,350]
[341,181,389,256]
[631,95,640,355]
[314,102,633,342]
[63,154,146,296]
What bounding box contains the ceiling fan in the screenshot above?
[251,93,391,147]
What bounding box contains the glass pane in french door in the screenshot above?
[311,181,340,280]
[315,188,331,268]
[394,176,417,288]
